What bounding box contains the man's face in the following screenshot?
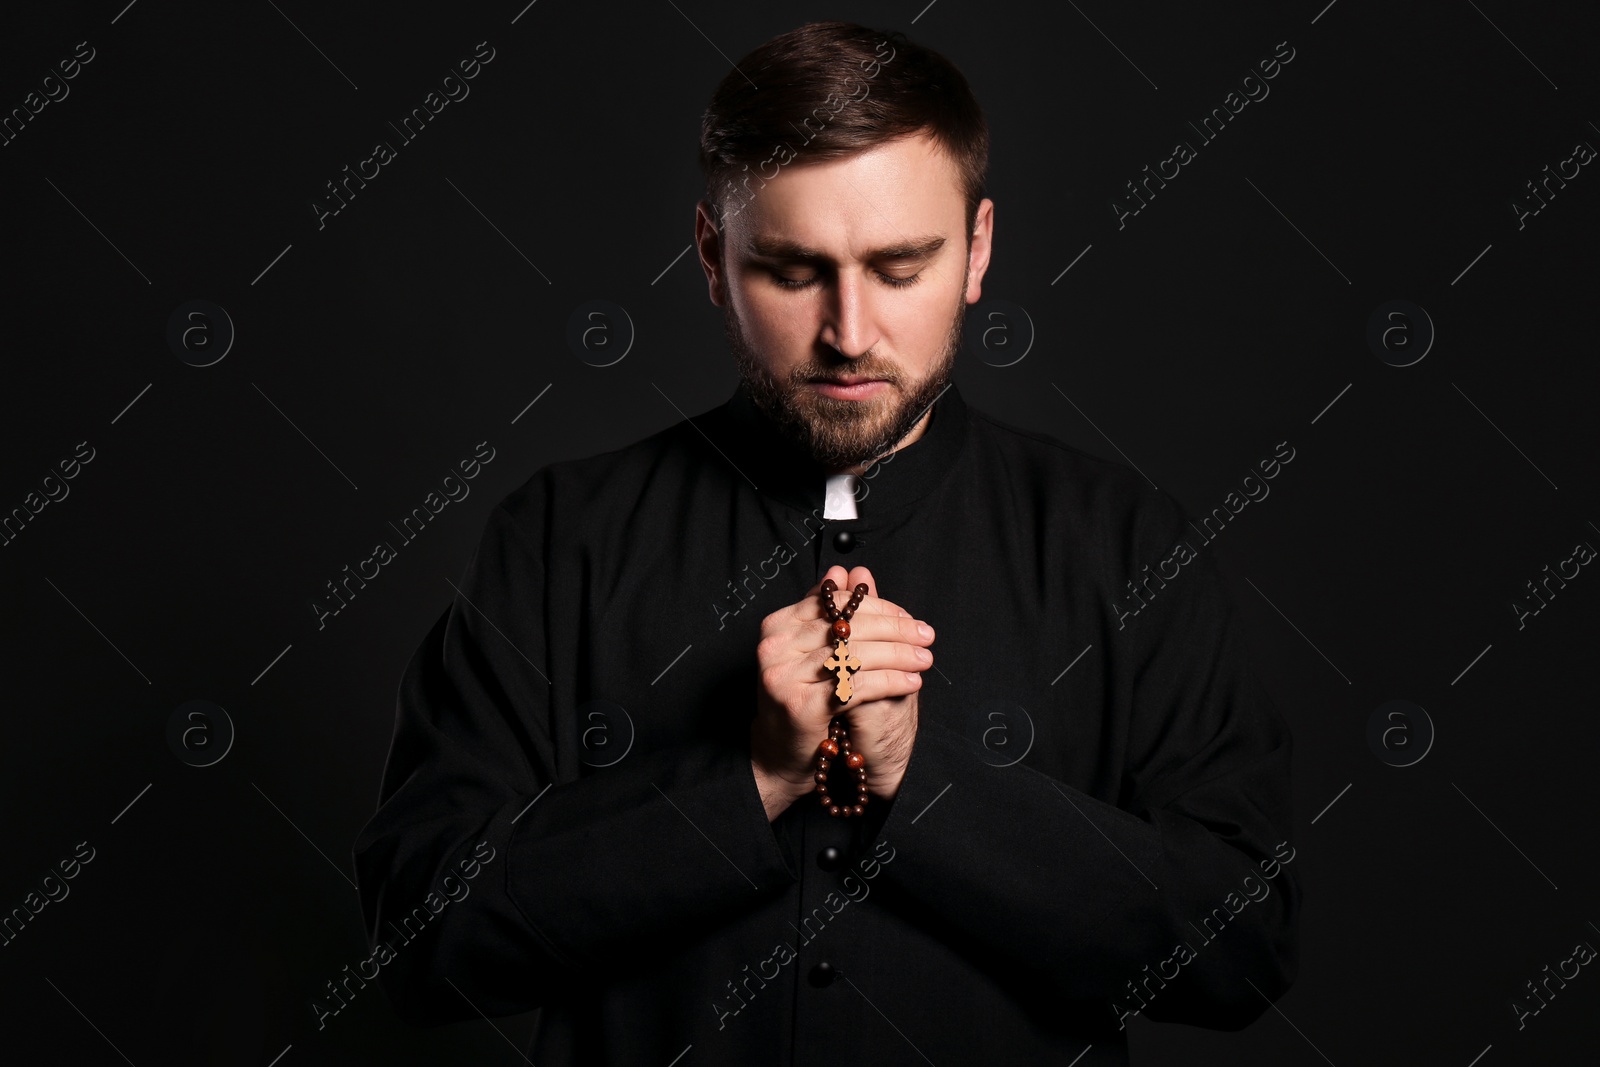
[699,131,993,472]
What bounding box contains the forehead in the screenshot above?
[731,132,964,256]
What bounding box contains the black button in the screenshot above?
[833,530,855,552]
[817,846,843,871]
[808,961,835,987]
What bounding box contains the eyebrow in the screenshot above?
[745,233,947,264]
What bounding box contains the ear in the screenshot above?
[695,199,729,307]
[965,197,995,306]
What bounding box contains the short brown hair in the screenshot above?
[699,21,989,240]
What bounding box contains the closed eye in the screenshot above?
[772,270,923,291]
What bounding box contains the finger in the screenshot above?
[800,638,930,693]
[808,567,904,622]
[835,667,924,705]
[833,610,935,647]
[819,565,851,592]
[848,590,913,618]
[824,638,932,674]
[846,566,876,600]
[802,566,851,601]
[844,567,912,619]
[770,566,855,635]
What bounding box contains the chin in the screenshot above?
[806,391,891,421]
[791,396,909,468]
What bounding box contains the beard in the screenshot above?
[725,273,967,472]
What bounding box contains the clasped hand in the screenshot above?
[750,565,934,820]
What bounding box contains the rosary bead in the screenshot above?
[813,587,873,816]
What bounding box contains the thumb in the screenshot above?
[813,565,851,595]
[846,566,877,600]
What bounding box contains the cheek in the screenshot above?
[744,295,810,347]
[897,291,961,366]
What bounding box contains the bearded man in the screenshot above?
[354,19,1299,1066]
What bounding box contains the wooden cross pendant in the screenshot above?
[823,636,864,702]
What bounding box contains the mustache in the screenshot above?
[793,360,902,384]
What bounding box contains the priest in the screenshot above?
[353,19,1299,1065]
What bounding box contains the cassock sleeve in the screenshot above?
[351,485,798,1025]
[869,483,1300,1030]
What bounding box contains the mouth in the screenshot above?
[809,377,889,400]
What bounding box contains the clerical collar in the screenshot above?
[711,378,970,518]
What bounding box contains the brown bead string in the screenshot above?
[815,579,871,817]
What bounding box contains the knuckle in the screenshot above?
[807,646,833,678]
[758,662,783,694]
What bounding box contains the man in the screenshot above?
[352,20,1299,1065]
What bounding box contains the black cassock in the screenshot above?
[352,380,1300,1065]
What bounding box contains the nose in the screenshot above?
[819,273,881,358]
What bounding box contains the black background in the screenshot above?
[2,1,1597,1064]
